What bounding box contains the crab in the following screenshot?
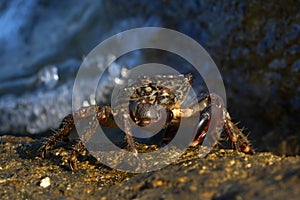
[41,73,254,170]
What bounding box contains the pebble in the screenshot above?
[40,177,51,188]
[152,180,164,187]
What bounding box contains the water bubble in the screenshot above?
[38,65,59,89]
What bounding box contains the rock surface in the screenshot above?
[0,136,299,200]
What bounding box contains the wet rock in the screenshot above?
[1,136,300,199]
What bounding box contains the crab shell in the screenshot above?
[113,73,194,110]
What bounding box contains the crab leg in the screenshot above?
[68,106,119,170]
[122,114,138,155]
[190,107,211,147]
[170,93,254,154]
[41,113,76,159]
[223,113,254,154]
[41,105,118,169]
[194,94,254,154]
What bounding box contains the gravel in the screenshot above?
[0,135,299,199]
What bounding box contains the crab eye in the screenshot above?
[145,86,152,92]
[157,89,174,106]
[136,85,155,96]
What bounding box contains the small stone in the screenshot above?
[219,149,226,154]
[230,160,236,165]
[0,179,7,184]
[274,174,283,181]
[40,177,51,188]
[177,177,188,183]
[189,185,197,192]
[152,180,164,187]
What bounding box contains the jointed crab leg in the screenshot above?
[122,113,138,155]
[69,106,121,170]
[68,140,85,170]
[223,113,254,154]
[41,104,150,170]
[190,94,254,154]
[41,113,75,159]
[41,105,118,169]
[190,108,211,147]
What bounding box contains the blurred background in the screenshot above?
[0,0,299,155]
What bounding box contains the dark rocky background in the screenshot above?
[0,0,299,199]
